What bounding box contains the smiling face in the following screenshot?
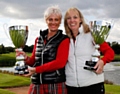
[66,10,81,36]
[46,14,61,32]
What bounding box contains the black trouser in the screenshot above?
[66,82,105,94]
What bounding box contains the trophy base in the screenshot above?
[14,68,29,75]
[14,71,29,75]
[14,61,29,75]
[84,66,97,70]
[85,61,96,66]
[84,61,97,71]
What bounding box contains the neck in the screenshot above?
[47,30,58,40]
[72,31,79,37]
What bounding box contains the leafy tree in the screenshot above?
[23,45,33,52]
[0,44,5,54]
[5,46,15,53]
[111,41,120,55]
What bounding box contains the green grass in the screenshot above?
[0,52,31,59]
[0,73,120,94]
[0,72,31,94]
[0,89,15,94]
[105,84,120,94]
[0,73,30,88]
[113,55,120,61]
[0,52,15,58]
[114,64,120,66]
[0,52,31,66]
[0,53,15,62]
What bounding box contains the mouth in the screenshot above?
[69,23,76,28]
[70,23,76,26]
[50,24,57,28]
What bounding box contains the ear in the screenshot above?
[60,18,62,23]
[79,22,82,27]
[80,21,82,24]
[46,19,48,24]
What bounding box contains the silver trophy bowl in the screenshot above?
[9,25,29,74]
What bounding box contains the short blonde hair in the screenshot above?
[44,5,62,20]
[64,7,90,38]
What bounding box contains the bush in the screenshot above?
[0,53,16,67]
[0,58,16,67]
[104,79,114,85]
[0,52,31,67]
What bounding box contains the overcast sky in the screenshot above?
[0,0,120,47]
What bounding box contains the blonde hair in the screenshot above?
[64,7,90,38]
[44,5,62,20]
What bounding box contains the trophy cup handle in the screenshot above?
[3,23,11,40]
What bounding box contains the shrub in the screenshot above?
[104,79,114,85]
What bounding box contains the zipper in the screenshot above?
[74,37,80,87]
[40,31,60,84]
[44,31,60,47]
[56,70,60,76]
[40,35,45,84]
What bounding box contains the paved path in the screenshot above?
[5,85,113,94]
[6,86,29,94]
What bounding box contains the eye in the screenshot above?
[67,17,71,20]
[55,18,59,21]
[48,18,53,21]
[73,16,78,19]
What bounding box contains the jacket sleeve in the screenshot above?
[99,42,115,65]
[25,37,38,66]
[35,38,70,73]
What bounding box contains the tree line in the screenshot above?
[0,44,34,54]
[0,41,120,55]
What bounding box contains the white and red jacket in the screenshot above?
[65,27,114,87]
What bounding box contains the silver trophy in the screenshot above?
[9,25,29,74]
[84,20,114,70]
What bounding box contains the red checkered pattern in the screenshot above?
[28,82,67,94]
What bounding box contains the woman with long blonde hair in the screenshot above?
[64,7,114,94]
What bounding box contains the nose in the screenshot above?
[69,17,74,22]
[52,20,56,23]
